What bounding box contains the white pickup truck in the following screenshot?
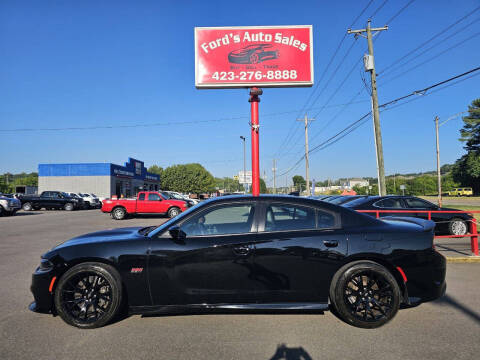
[78,193,101,209]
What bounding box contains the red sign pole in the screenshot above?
[249,87,262,196]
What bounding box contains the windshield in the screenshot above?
[61,192,70,198]
[149,202,207,237]
[91,194,97,197]
[169,193,184,200]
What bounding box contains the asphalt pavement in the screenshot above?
[1,210,479,360]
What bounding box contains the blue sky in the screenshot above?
[1,0,479,186]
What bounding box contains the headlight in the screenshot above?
[38,258,54,272]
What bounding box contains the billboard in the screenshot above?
[195,25,313,88]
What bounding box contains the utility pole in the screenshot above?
[297,114,315,196]
[435,116,442,207]
[348,20,388,196]
[240,136,246,191]
[272,159,277,194]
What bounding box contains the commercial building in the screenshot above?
[38,157,160,199]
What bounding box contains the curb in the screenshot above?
[445,256,480,263]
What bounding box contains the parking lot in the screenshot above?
[1,210,479,360]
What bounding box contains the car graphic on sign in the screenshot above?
[228,44,279,64]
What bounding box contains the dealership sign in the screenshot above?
[195,25,313,88]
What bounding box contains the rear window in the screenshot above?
[264,203,339,231]
[343,197,374,207]
[373,198,405,208]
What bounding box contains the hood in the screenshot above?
[52,227,144,250]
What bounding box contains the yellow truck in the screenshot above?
[447,187,473,196]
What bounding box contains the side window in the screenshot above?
[405,198,435,209]
[148,193,161,201]
[181,203,255,236]
[51,192,59,199]
[374,198,405,209]
[138,193,146,201]
[265,204,316,231]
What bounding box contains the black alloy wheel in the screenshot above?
[22,202,32,211]
[54,262,122,329]
[330,261,400,328]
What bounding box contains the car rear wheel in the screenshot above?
[112,207,126,220]
[330,261,400,329]
[64,203,74,211]
[449,218,468,236]
[249,53,259,64]
[22,202,33,211]
[54,262,122,329]
[167,207,180,218]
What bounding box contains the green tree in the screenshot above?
[292,175,306,191]
[259,178,268,194]
[162,163,215,194]
[147,165,163,188]
[452,99,480,193]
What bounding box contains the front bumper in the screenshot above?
[30,269,55,313]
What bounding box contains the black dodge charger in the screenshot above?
[30,195,446,329]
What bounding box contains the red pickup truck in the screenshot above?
[101,191,189,220]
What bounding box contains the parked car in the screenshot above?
[447,187,473,197]
[161,191,196,207]
[101,191,188,220]
[77,193,101,209]
[342,195,472,236]
[0,193,21,216]
[30,195,446,329]
[20,191,83,211]
[168,191,199,205]
[65,193,86,209]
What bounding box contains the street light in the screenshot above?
[240,136,246,192]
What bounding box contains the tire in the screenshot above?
[167,207,180,218]
[22,202,33,211]
[449,218,468,236]
[64,203,74,211]
[112,207,126,220]
[329,261,401,329]
[54,262,123,329]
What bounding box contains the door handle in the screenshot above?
[233,245,251,256]
[323,240,338,248]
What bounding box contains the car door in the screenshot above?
[252,201,347,304]
[148,201,259,305]
[403,197,444,225]
[141,193,166,213]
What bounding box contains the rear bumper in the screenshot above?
[404,250,447,304]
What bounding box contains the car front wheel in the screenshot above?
[64,203,74,211]
[449,218,468,236]
[330,261,401,329]
[22,202,33,211]
[54,262,122,329]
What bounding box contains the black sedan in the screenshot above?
[342,195,472,236]
[30,195,446,329]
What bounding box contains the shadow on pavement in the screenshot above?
[433,294,480,324]
[435,244,471,256]
[269,344,313,360]
[9,212,43,216]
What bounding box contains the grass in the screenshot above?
[454,205,480,222]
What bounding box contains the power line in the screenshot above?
[379,30,480,85]
[0,100,369,133]
[380,16,480,78]
[275,66,480,176]
[378,4,480,75]
[272,0,375,157]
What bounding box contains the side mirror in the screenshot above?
[169,225,185,240]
